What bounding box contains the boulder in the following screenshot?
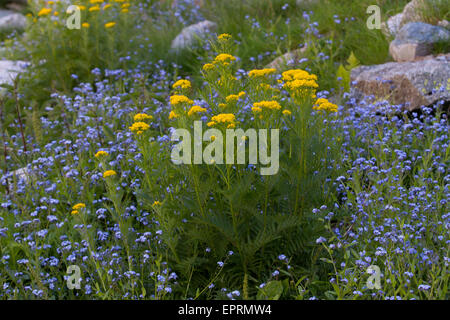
[350,54,450,111]
[381,13,403,37]
[389,22,450,62]
[265,46,308,70]
[0,9,26,31]
[0,60,27,87]
[171,20,217,51]
[400,0,425,27]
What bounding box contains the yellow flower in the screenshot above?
[248,68,276,78]
[281,69,317,82]
[203,63,214,71]
[218,103,226,109]
[53,11,59,16]
[78,5,86,10]
[187,105,207,117]
[153,201,161,206]
[89,6,100,11]
[251,106,262,113]
[170,95,193,106]
[214,53,236,64]
[38,8,52,16]
[225,94,240,104]
[72,203,86,210]
[105,22,116,28]
[122,3,130,8]
[121,8,129,13]
[217,33,232,41]
[129,122,150,134]
[210,135,216,141]
[169,111,178,120]
[282,110,292,116]
[238,91,246,98]
[313,98,338,113]
[103,4,112,9]
[71,210,79,215]
[90,0,104,3]
[82,22,90,28]
[95,150,109,158]
[253,100,281,111]
[133,113,153,122]
[208,113,237,127]
[103,170,117,178]
[48,1,54,4]
[172,79,191,90]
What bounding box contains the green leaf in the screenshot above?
[257,281,284,300]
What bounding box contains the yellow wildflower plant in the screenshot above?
[313,99,338,113]
[207,113,237,128]
[105,22,116,28]
[172,79,192,90]
[103,170,117,178]
[248,68,276,78]
[82,22,90,28]
[253,100,282,111]
[217,33,232,41]
[170,95,194,106]
[203,63,215,71]
[169,111,178,120]
[95,150,109,158]
[72,203,86,210]
[133,113,153,122]
[187,106,207,117]
[89,5,100,11]
[38,8,52,16]
[214,53,236,64]
[129,122,150,135]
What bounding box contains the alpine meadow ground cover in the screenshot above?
[0,0,448,300]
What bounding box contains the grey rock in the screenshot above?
[171,20,217,51]
[265,46,308,70]
[350,54,450,111]
[400,0,425,27]
[381,13,403,37]
[0,60,27,87]
[389,22,450,62]
[0,10,26,31]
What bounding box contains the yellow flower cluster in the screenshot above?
[129,122,150,135]
[134,113,153,122]
[313,98,338,113]
[170,95,194,106]
[281,69,317,82]
[203,63,215,71]
[207,113,237,129]
[218,33,232,41]
[95,150,109,158]
[38,8,52,16]
[214,54,236,64]
[225,91,246,104]
[283,79,318,90]
[248,68,276,78]
[282,69,319,100]
[188,105,207,117]
[169,111,178,119]
[173,79,192,90]
[105,22,116,28]
[103,170,117,178]
[71,203,86,215]
[253,100,282,111]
